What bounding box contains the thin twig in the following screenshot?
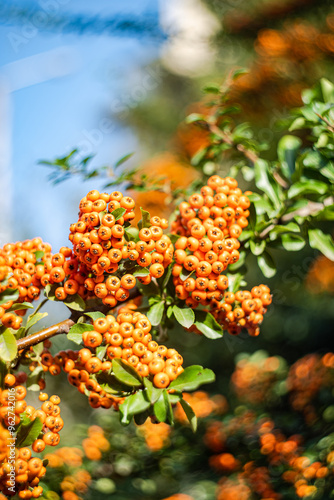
[16,319,74,350]
[209,124,259,164]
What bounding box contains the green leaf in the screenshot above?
[173,305,195,329]
[194,311,223,340]
[119,390,151,425]
[7,302,34,312]
[96,372,132,395]
[289,117,306,132]
[308,228,334,261]
[269,222,300,240]
[0,288,19,305]
[320,78,334,103]
[113,358,143,387]
[147,302,164,326]
[132,267,150,277]
[158,264,172,291]
[26,366,44,391]
[138,208,151,230]
[115,152,134,168]
[64,294,86,311]
[180,399,197,432]
[250,239,266,256]
[33,250,44,261]
[84,311,105,321]
[257,251,276,278]
[227,273,246,294]
[0,360,7,389]
[124,227,139,242]
[185,113,206,124]
[153,389,173,424]
[179,268,193,282]
[169,392,182,404]
[111,207,126,221]
[96,345,107,361]
[26,312,48,331]
[143,378,163,404]
[32,343,44,356]
[254,159,281,210]
[0,329,17,361]
[169,365,215,392]
[281,234,306,251]
[67,323,95,345]
[288,180,328,198]
[277,135,302,179]
[16,417,43,447]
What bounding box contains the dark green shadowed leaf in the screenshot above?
[0,288,19,305]
[281,234,306,251]
[111,207,127,221]
[16,417,43,447]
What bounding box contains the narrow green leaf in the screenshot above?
[194,311,223,340]
[254,159,280,209]
[277,135,302,179]
[185,113,206,124]
[143,378,163,404]
[26,366,44,391]
[288,180,328,198]
[138,208,151,230]
[0,329,17,361]
[173,305,195,329]
[308,228,334,261]
[115,152,134,168]
[111,207,126,221]
[26,312,48,331]
[147,302,164,326]
[180,399,197,432]
[153,389,173,424]
[96,345,107,361]
[113,358,143,387]
[169,365,215,392]
[33,250,45,261]
[269,222,300,240]
[7,302,34,312]
[257,251,276,278]
[16,417,43,447]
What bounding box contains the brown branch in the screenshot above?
[16,319,74,350]
[209,123,259,164]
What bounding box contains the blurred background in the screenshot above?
[1,1,334,498]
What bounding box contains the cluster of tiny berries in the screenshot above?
[0,238,52,330]
[62,189,172,306]
[0,373,62,498]
[210,285,272,337]
[40,306,184,410]
[171,175,251,308]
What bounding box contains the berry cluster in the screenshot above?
[211,285,272,337]
[56,190,172,306]
[0,238,51,330]
[40,307,184,410]
[171,175,250,308]
[0,374,63,498]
